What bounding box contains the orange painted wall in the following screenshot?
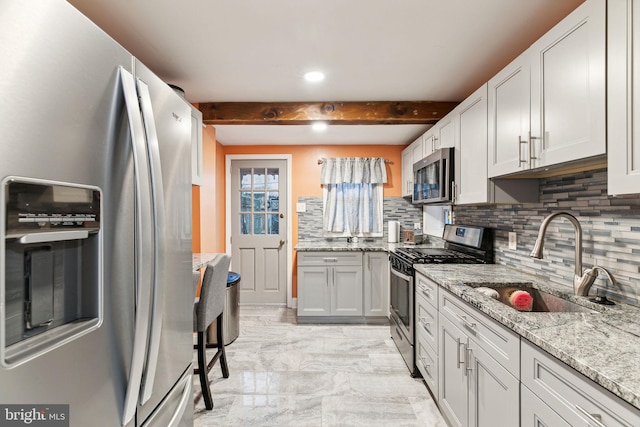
[220,143,405,298]
[191,123,227,255]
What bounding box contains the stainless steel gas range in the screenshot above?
[389,224,493,377]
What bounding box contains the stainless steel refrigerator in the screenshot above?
[0,1,194,426]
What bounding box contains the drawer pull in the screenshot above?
[575,405,605,427]
[418,284,432,298]
[419,317,431,332]
[419,357,431,372]
[459,315,477,332]
[323,257,338,262]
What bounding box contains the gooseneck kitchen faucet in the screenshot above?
[530,212,616,296]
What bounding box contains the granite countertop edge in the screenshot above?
[414,263,640,411]
[294,241,441,252]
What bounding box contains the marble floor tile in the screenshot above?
[193,306,446,426]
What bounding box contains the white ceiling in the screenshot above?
[67,0,584,146]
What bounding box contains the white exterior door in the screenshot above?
[230,159,288,305]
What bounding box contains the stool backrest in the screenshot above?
[195,254,231,332]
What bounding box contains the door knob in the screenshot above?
[279,213,284,218]
[278,239,285,248]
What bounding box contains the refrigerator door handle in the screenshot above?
[135,78,167,405]
[119,67,155,427]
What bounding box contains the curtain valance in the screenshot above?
[319,157,388,184]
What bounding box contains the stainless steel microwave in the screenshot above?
[412,147,454,204]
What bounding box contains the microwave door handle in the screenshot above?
[440,158,446,200]
[119,67,155,427]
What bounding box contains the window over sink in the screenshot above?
[320,157,386,238]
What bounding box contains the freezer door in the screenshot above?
[132,59,194,426]
[140,367,193,427]
[0,1,137,427]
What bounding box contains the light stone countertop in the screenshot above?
[294,241,441,252]
[414,263,640,410]
[192,252,224,271]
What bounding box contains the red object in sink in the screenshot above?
[509,290,533,311]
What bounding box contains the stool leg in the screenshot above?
[216,313,229,378]
[197,331,214,410]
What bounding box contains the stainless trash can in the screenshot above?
[207,272,240,346]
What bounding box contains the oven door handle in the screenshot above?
[390,267,412,283]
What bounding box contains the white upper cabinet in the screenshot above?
[190,105,203,186]
[401,135,424,197]
[425,114,456,157]
[487,53,531,177]
[454,84,488,205]
[488,0,605,178]
[455,84,538,205]
[608,0,640,195]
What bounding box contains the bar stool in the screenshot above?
[193,254,230,409]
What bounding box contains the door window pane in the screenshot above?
[267,192,279,212]
[240,192,252,211]
[238,166,282,236]
[268,214,279,234]
[253,169,266,189]
[240,168,252,190]
[240,214,251,235]
[253,192,265,211]
[266,168,279,190]
[254,214,265,234]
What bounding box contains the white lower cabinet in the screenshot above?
[437,287,520,427]
[467,336,519,427]
[420,279,640,427]
[521,385,571,427]
[415,272,439,399]
[521,340,640,427]
[298,251,387,320]
[297,252,363,317]
[363,252,389,317]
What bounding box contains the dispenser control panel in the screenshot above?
[4,179,100,238]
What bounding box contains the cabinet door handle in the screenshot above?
[518,135,527,165]
[465,345,473,376]
[457,338,465,368]
[575,405,605,427]
[529,132,540,162]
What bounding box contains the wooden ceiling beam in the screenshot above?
[199,101,459,125]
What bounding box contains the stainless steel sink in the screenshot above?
[488,286,599,314]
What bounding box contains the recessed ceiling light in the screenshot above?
[312,122,327,131]
[304,71,325,82]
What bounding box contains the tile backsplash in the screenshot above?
[297,170,640,306]
[453,169,640,306]
[297,196,423,242]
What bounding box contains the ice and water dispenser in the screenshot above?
[1,178,101,367]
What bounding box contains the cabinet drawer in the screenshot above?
[522,340,640,427]
[439,288,520,377]
[415,272,438,308]
[298,251,363,266]
[521,384,570,427]
[416,329,438,400]
[415,290,438,352]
